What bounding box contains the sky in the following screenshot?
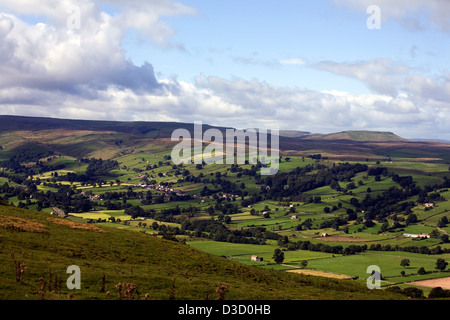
[0,0,449,140]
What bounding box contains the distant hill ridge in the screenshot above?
[3,115,450,162]
[0,115,404,141]
[314,130,405,142]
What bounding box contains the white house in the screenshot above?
[251,256,264,262]
[403,233,430,239]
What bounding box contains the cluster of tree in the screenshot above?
[56,158,119,184]
[318,217,347,229]
[438,216,448,228]
[367,166,388,176]
[278,239,450,258]
[369,243,450,255]
[29,187,94,213]
[0,179,158,213]
[122,205,177,224]
[207,201,240,216]
[81,158,119,177]
[428,287,450,298]
[419,191,447,207]
[0,148,63,176]
[0,158,67,176]
[1,147,54,167]
[0,172,27,185]
[262,163,368,200]
[307,154,324,160]
[281,239,367,255]
[352,186,419,221]
[0,181,88,212]
[142,215,279,245]
[386,286,425,299]
[179,219,268,244]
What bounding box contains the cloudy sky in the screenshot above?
[0,0,449,140]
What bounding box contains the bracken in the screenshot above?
[0,215,47,233]
[46,217,106,233]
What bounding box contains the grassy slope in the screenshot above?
[0,203,405,300]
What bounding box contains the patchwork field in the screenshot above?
[1,116,450,300]
[188,240,450,290]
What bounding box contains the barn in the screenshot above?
[251,256,264,262]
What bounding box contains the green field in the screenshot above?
[0,204,407,300]
[188,240,450,292]
[2,116,450,300]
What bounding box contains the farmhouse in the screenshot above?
[321,233,328,237]
[403,233,431,239]
[290,215,297,220]
[424,203,435,208]
[251,256,264,262]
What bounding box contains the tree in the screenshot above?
[400,259,410,269]
[364,219,375,228]
[330,180,341,191]
[346,182,356,190]
[380,221,389,233]
[436,258,448,272]
[125,205,144,219]
[429,287,450,298]
[273,249,284,264]
[346,208,357,221]
[417,267,426,275]
[438,216,448,228]
[301,260,308,268]
[406,213,418,225]
[403,287,424,299]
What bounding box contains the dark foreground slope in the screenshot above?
[0,202,403,300]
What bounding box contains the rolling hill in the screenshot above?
[1,115,450,163]
[311,131,405,142]
[0,202,403,300]
[1,115,450,303]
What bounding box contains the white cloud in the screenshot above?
[404,73,450,104]
[0,0,196,42]
[0,0,196,95]
[313,58,409,96]
[108,0,197,44]
[0,1,449,140]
